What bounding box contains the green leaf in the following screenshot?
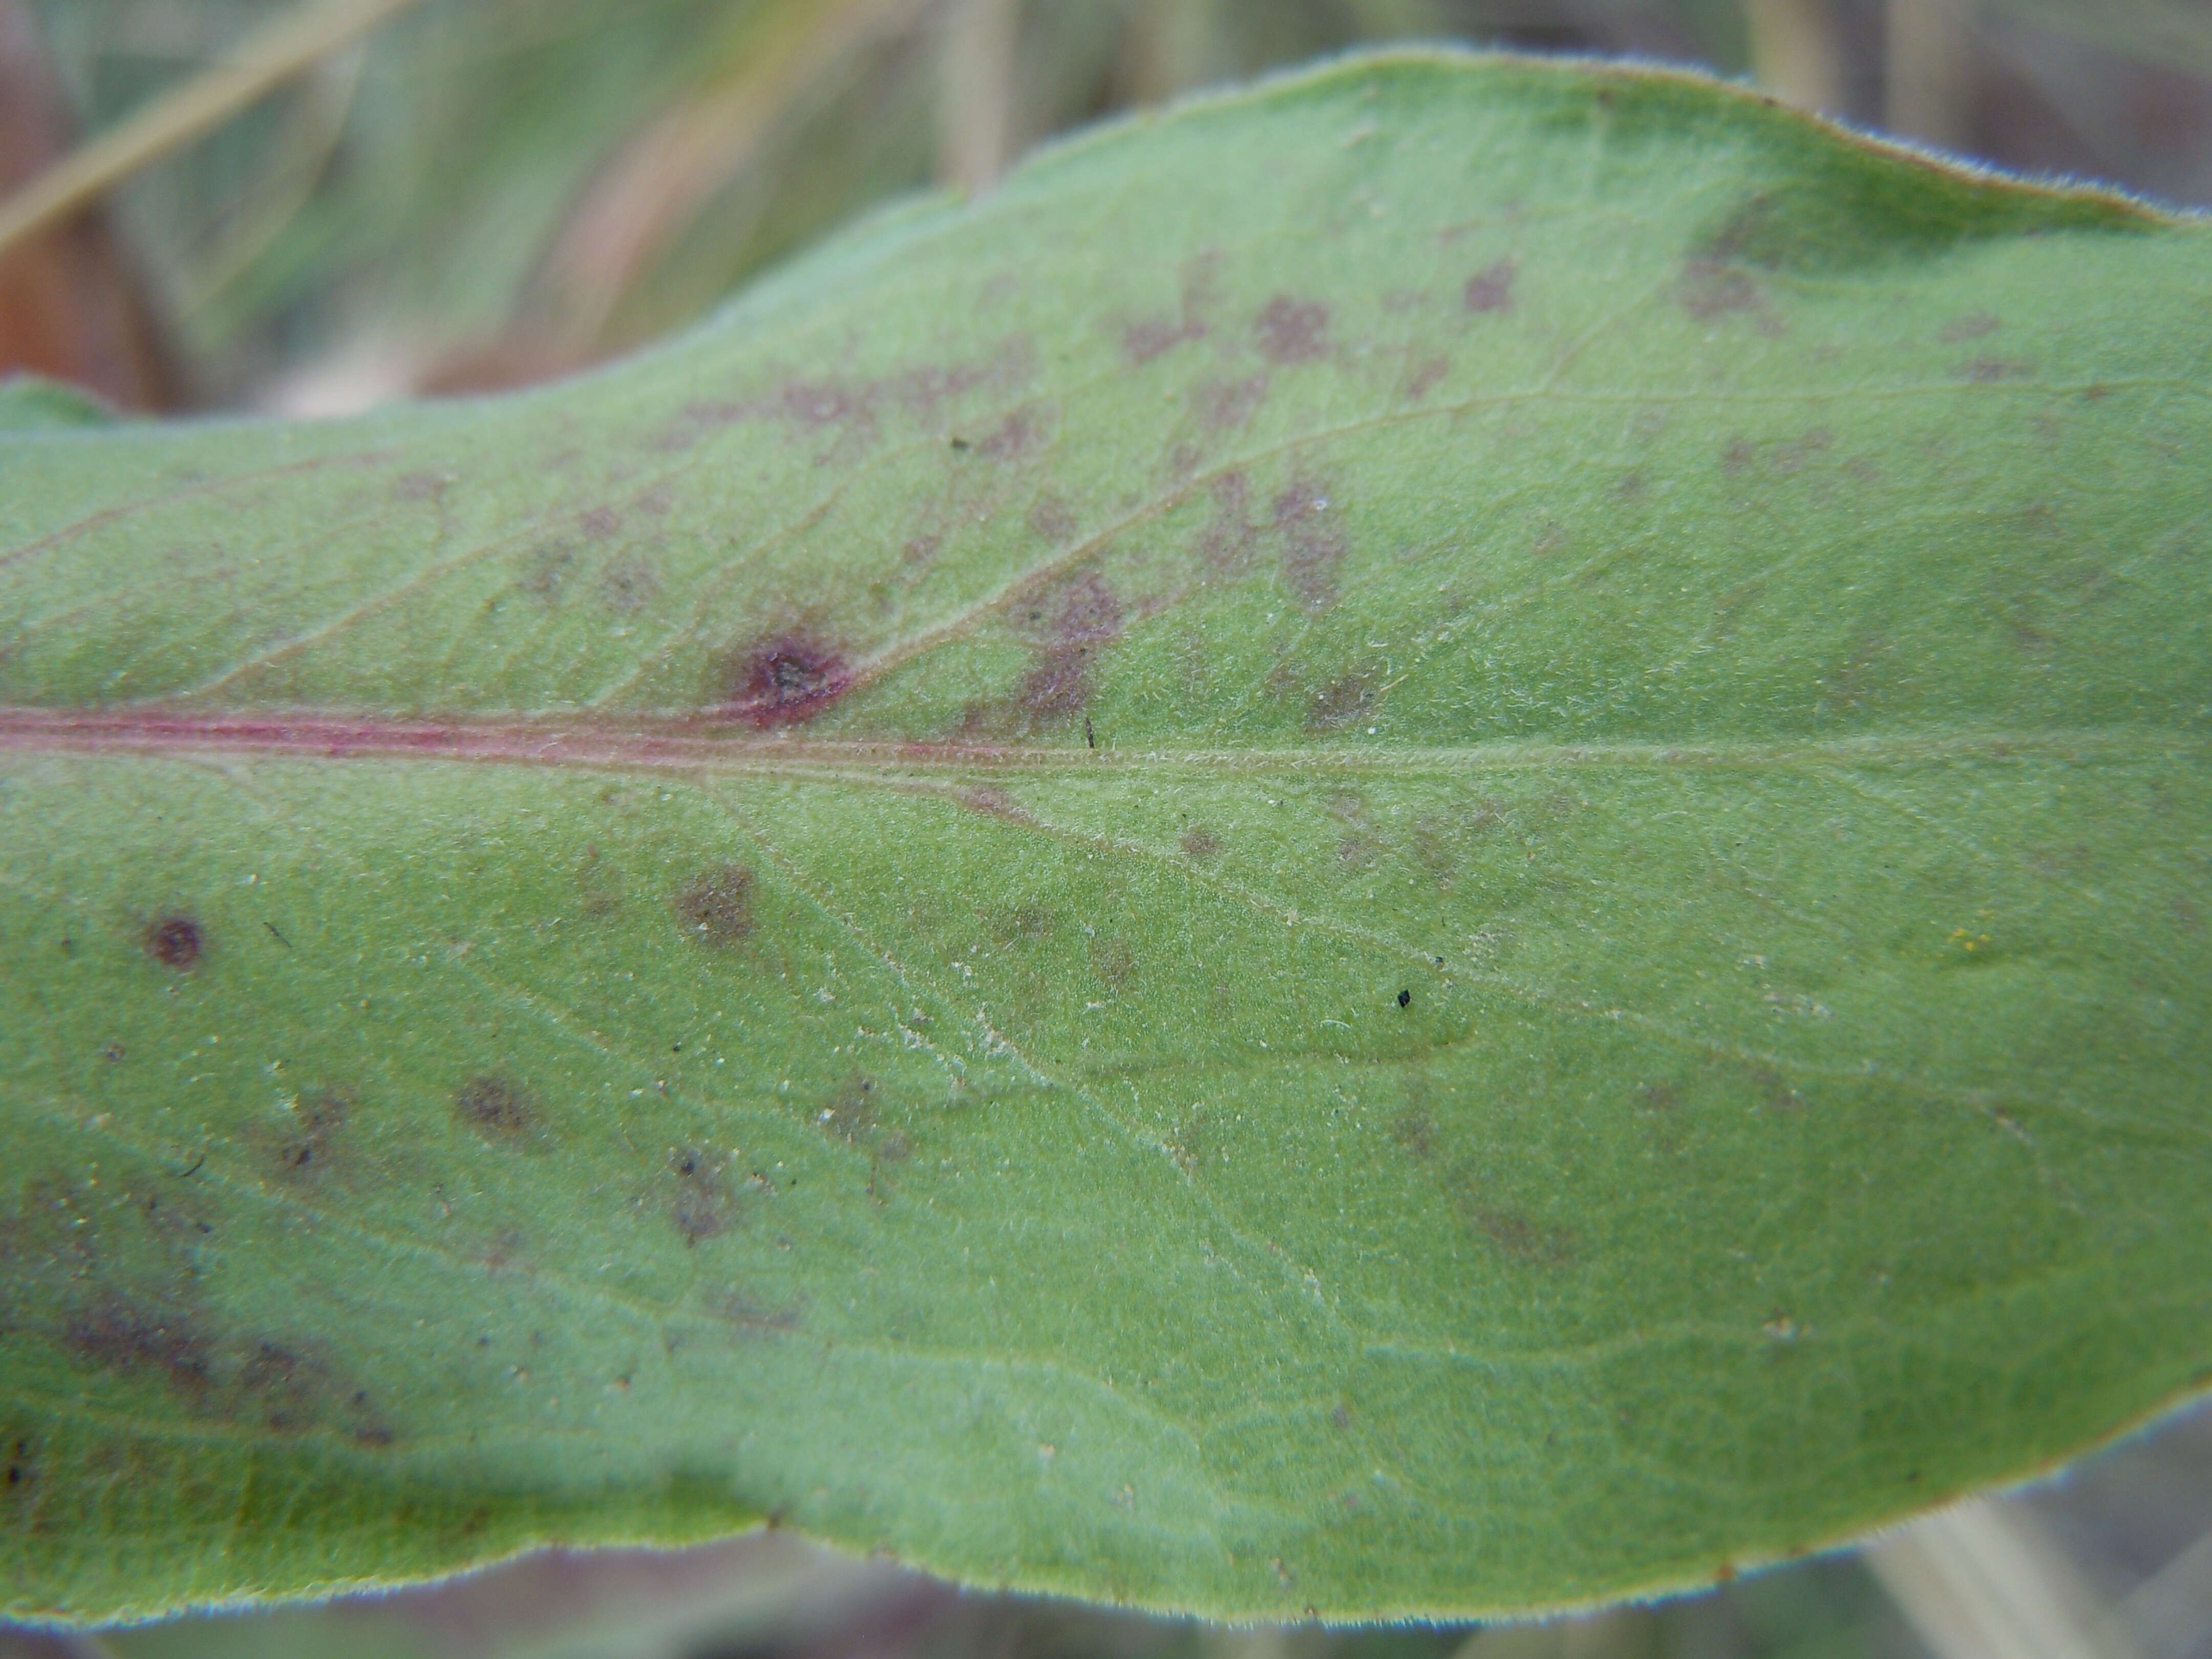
[3,48,2208,1626]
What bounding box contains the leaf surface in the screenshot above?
[3,50,2209,1624]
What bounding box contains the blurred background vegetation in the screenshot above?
[2,0,2209,1653]
[6,0,2212,415]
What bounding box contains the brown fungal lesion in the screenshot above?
[669,1147,740,1245]
[142,914,203,970]
[674,864,755,946]
[455,1075,536,1144]
[720,634,852,727]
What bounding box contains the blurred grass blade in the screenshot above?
[540,0,936,349]
[1866,1499,2137,1659]
[938,0,1020,190]
[1885,0,1974,148]
[0,0,180,409]
[0,0,424,265]
[1745,0,1843,109]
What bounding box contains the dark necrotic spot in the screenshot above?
[238,1341,323,1432]
[1463,258,1516,313]
[1254,296,1330,365]
[1398,989,1412,1008]
[456,1076,534,1142]
[274,1089,350,1181]
[1306,672,1375,732]
[3,1433,36,1497]
[144,915,202,970]
[669,1148,738,1245]
[63,1299,214,1397]
[675,864,754,946]
[723,635,852,727]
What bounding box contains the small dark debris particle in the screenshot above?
[1084,714,1096,750]
[263,921,292,949]
[456,1076,534,1142]
[1397,989,1412,1008]
[100,1040,125,1062]
[675,864,755,946]
[144,916,203,969]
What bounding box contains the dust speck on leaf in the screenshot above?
[1463,259,1516,312]
[675,865,754,947]
[456,1076,536,1144]
[1254,296,1330,364]
[721,635,851,727]
[143,916,202,970]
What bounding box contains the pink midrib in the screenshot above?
[0,706,1038,770]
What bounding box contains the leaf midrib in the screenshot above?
[0,709,2193,772]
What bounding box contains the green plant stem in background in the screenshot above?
[1,47,2207,1627]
